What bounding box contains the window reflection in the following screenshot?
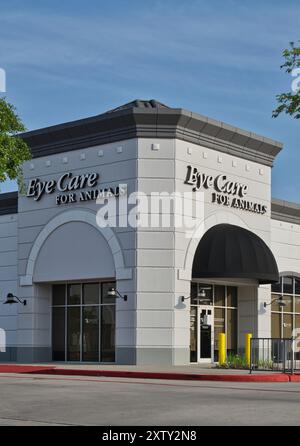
[52,281,116,363]
[283,276,293,294]
[67,284,81,305]
[214,285,225,306]
[102,282,116,304]
[52,307,65,361]
[272,275,300,341]
[67,307,81,361]
[101,305,115,362]
[83,306,99,361]
[52,284,65,306]
[83,283,99,305]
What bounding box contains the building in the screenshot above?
[0,99,300,365]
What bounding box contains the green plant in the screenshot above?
[217,353,249,369]
[273,41,300,120]
[257,359,274,369]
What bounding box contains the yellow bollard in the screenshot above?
[245,333,252,366]
[218,333,226,365]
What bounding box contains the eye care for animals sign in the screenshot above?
[185,165,267,215]
[26,171,126,205]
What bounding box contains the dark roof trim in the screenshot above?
[0,191,18,215]
[271,198,300,225]
[20,99,282,167]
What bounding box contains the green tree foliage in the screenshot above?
[0,97,31,184]
[273,42,300,119]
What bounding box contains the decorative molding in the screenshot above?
[279,271,300,278]
[271,198,300,226]
[19,101,283,167]
[151,143,160,151]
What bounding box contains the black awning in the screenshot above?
[192,224,279,284]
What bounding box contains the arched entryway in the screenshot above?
[189,224,279,363]
[19,209,132,363]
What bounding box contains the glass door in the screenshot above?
[190,305,213,362]
[199,306,213,361]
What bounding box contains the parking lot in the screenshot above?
[0,373,300,426]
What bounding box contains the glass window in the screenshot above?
[271,275,300,342]
[190,306,198,363]
[214,306,225,362]
[52,307,65,361]
[295,278,300,295]
[101,305,115,362]
[295,315,300,360]
[283,313,293,338]
[214,285,225,306]
[190,283,213,304]
[82,306,99,362]
[199,284,213,304]
[227,309,237,352]
[283,276,293,294]
[190,282,198,300]
[271,293,282,312]
[214,307,225,350]
[67,284,81,305]
[101,282,116,304]
[52,284,65,306]
[83,283,99,305]
[295,315,300,332]
[227,287,237,308]
[282,295,293,313]
[271,312,281,338]
[295,296,300,313]
[67,306,81,361]
[52,281,116,363]
[271,278,282,294]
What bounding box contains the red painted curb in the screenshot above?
[0,364,298,382]
[0,365,56,374]
[29,368,291,382]
[288,375,300,382]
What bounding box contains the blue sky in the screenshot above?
[0,0,299,201]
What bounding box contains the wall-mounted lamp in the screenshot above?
[107,288,127,302]
[264,295,286,309]
[3,293,27,306]
[181,288,212,304]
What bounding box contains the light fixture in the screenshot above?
[199,289,206,299]
[107,287,127,302]
[3,293,27,306]
[264,295,286,308]
[181,287,212,304]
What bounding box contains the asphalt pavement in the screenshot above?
[0,373,300,426]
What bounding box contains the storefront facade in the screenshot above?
[0,99,299,365]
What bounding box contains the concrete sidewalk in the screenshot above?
[35,362,250,374]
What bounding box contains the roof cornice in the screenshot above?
[0,191,18,215]
[271,198,300,225]
[20,101,283,166]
